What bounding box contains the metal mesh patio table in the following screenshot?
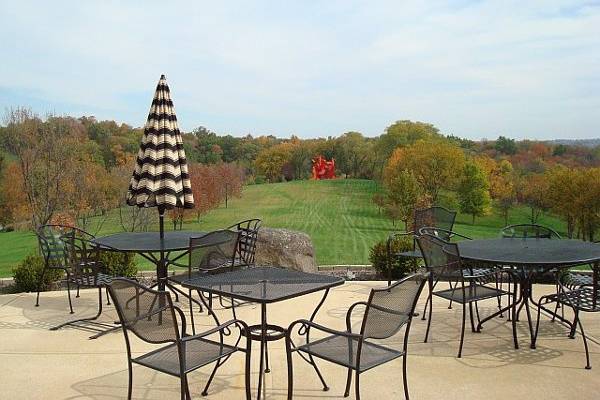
[182,266,344,400]
[455,238,600,349]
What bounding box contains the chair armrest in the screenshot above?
[288,319,362,339]
[449,232,472,240]
[181,319,249,342]
[345,301,368,332]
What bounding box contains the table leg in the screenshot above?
[257,303,267,400]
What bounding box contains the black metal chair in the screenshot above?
[107,278,251,400]
[533,271,600,369]
[416,233,509,357]
[35,224,116,334]
[169,230,241,331]
[227,219,261,268]
[416,227,506,321]
[285,273,427,400]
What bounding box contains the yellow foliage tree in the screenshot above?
[384,140,465,202]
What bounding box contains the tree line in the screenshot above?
[1,107,599,239]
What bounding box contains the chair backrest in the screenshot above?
[36,225,95,270]
[107,278,179,344]
[228,219,261,266]
[416,233,462,276]
[361,273,427,340]
[63,233,103,282]
[413,207,456,236]
[501,224,561,239]
[189,229,240,275]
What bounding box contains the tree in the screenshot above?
[254,143,293,182]
[382,169,423,229]
[495,136,517,155]
[489,159,516,226]
[517,173,550,223]
[457,162,491,224]
[384,140,465,202]
[2,108,82,228]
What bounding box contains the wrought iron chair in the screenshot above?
[35,224,116,334]
[416,233,508,357]
[416,227,506,321]
[169,228,240,319]
[533,271,600,369]
[227,219,261,268]
[286,273,427,400]
[107,278,251,400]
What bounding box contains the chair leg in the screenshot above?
[495,276,503,317]
[202,361,220,396]
[448,281,455,309]
[468,302,476,333]
[35,266,48,307]
[286,338,294,400]
[532,297,545,350]
[344,368,352,397]
[354,371,361,400]
[424,290,433,343]
[76,285,80,298]
[106,288,111,305]
[569,311,579,339]
[402,354,410,400]
[65,272,74,314]
[180,374,189,400]
[127,360,133,400]
[575,315,592,370]
[421,275,433,321]
[458,302,466,358]
[188,289,196,335]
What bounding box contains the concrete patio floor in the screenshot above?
[2,281,600,399]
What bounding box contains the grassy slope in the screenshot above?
[0,179,566,277]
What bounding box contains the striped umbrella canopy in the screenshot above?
[127,74,194,236]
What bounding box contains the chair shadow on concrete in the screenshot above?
[69,365,248,400]
[1,290,118,334]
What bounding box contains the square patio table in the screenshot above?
[182,266,344,400]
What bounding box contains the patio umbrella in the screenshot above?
[127,74,194,286]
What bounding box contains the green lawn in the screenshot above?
[0,179,567,277]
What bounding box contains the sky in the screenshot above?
[0,1,599,140]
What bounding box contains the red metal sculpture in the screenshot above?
[311,155,336,180]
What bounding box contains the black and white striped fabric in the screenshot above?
[127,75,194,210]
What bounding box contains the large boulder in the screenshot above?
[255,228,317,273]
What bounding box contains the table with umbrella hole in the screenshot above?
[182,266,344,400]
[93,231,206,294]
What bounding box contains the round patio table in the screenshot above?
[93,231,206,290]
[455,238,600,349]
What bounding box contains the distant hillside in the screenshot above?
[546,138,600,148]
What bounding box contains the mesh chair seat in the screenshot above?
[298,334,403,372]
[134,337,239,376]
[545,287,600,313]
[433,284,507,303]
[565,272,594,287]
[69,272,113,287]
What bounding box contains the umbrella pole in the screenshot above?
[158,206,166,291]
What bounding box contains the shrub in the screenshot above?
[12,254,63,293]
[99,251,137,278]
[369,235,419,279]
